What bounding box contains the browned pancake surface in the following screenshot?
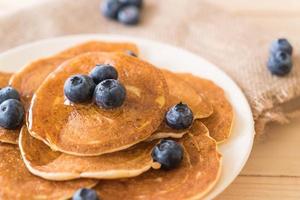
[0,72,19,144]
[0,143,97,200]
[10,41,138,109]
[150,70,212,139]
[162,70,212,119]
[179,73,233,142]
[95,121,221,200]
[20,126,156,180]
[28,52,168,156]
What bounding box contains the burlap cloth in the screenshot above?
[0,0,299,136]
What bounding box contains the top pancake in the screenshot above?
[10,41,139,109]
[179,73,233,143]
[28,52,168,156]
[19,125,157,181]
[0,143,97,200]
[1,41,137,144]
[0,72,19,145]
[95,121,221,200]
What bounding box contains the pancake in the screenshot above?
[95,121,221,200]
[0,143,97,200]
[146,120,208,141]
[148,70,212,140]
[0,72,12,86]
[0,72,19,144]
[162,70,212,119]
[19,126,157,181]
[9,40,138,109]
[178,73,233,143]
[28,52,168,156]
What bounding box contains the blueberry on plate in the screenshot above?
[166,102,194,130]
[119,0,143,8]
[0,86,20,104]
[152,139,183,170]
[117,5,140,25]
[0,99,24,129]
[268,51,293,76]
[64,75,96,103]
[72,188,99,200]
[101,0,122,19]
[89,64,118,84]
[270,38,293,55]
[94,79,126,109]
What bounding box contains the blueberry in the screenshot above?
[270,38,293,55]
[152,139,183,170]
[165,102,193,129]
[64,75,96,103]
[89,64,118,84]
[94,79,126,109]
[117,6,140,25]
[119,0,143,8]
[0,86,20,104]
[101,0,122,19]
[0,99,24,129]
[126,50,137,57]
[268,51,292,76]
[72,188,99,200]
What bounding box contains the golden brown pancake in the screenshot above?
[146,120,208,141]
[3,41,137,145]
[10,41,139,109]
[28,52,168,156]
[179,73,233,143]
[19,126,157,181]
[162,70,212,119]
[148,70,212,140]
[0,142,97,200]
[0,72,19,145]
[0,72,12,86]
[95,121,221,200]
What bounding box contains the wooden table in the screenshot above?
[205,1,300,199]
[1,0,300,199]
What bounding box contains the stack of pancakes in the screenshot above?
[0,41,233,200]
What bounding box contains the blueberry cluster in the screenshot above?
[101,0,142,25]
[0,87,24,129]
[268,38,293,76]
[64,64,126,109]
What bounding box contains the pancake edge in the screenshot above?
[19,126,156,181]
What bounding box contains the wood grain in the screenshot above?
[216,176,300,200]
[206,0,300,198]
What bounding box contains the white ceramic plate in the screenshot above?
[0,34,254,199]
